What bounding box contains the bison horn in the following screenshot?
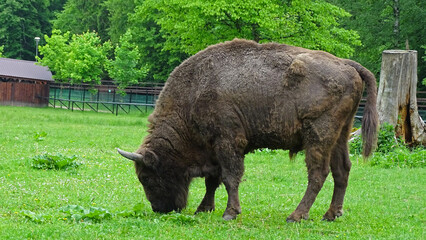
[117,148,144,162]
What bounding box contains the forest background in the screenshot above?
[0,0,425,90]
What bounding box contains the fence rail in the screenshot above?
[355,91,426,124]
[48,82,163,115]
[48,83,426,120]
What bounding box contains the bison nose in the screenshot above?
[152,205,171,213]
[151,203,178,213]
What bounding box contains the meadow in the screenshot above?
[0,106,424,239]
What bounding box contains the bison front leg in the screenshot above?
[287,147,331,222]
[195,175,221,214]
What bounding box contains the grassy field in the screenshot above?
[0,106,424,239]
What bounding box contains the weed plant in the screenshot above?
[0,106,424,239]
[31,153,80,170]
[350,122,425,168]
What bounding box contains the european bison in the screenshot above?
[118,39,378,222]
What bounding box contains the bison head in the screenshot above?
[117,148,189,213]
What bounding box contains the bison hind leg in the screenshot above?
[286,146,331,222]
[322,122,352,221]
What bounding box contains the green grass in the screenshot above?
[0,106,424,239]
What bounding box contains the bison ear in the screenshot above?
[143,149,159,168]
[117,148,144,162]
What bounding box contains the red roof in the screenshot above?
[0,58,53,82]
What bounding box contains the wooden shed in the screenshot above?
[0,58,53,107]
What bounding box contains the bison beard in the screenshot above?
[118,39,378,222]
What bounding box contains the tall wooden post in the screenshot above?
[377,50,426,145]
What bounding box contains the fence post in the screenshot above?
[82,86,86,111]
[129,90,133,113]
[53,87,56,108]
[68,85,71,109]
[145,88,148,112]
[97,90,100,112]
[112,89,116,114]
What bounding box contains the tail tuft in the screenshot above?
[345,60,379,158]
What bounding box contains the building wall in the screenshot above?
[0,80,50,107]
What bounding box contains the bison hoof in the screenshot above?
[222,213,237,221]
[222,207,241,221]
[194,205,215,214]
[322,209,343,221]
[286,212,309,223]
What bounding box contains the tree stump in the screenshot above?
[377,50,426,145]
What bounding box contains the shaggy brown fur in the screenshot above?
[118,39,378,222]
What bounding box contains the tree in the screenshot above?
[37,30,71,80]
[0,45,4,57]
[106,31,148,89]
[326,0,426,88]
[422,46,426,86]
[130,0,361,82]
[53,0,110,41]
[0,0,50,60]
[38,30,111,86]
[103,0,136,44]
[128,6,188,82]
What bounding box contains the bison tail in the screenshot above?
[345,60,379,158]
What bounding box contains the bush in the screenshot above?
[370,146,425,168]
[350,122,401,155]
[349,122,425,168]
[31,153,80,170]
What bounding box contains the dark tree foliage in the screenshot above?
[128,0,361,82]
[103,0,135,44]
[53,0,110,41]
[0,0,56,60]
[327,0,426,89]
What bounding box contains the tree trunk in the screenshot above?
[393,0,400,47]
[377,50,426,146]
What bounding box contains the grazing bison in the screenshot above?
[118,39,378,222]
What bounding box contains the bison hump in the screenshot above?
[283,55,309,88]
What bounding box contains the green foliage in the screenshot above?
[65,31,111,86]
[106,31,148,90]
[53,0,110,41]
[375,122,402,154]
[37,30,71,80]
[134,0,359,57]
[370,146,425,168]
[159,212,199,225]
[115,202,146,218]
[103,0,135,44]
[59,205,112,223]
[0,45,3,57]
[38,30,111,86]
[350,122,425,168]
[326,0,426,82]
[128,8,188,82]
[350,122,400,155]
[422,45,426,86]
[33,131,48,142]
[129,0,360,82]
[31,153,80,170]
[0,0,63,60]
[21,210,52,224]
